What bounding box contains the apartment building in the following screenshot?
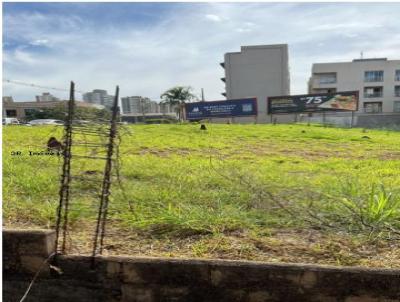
[35,92,59,102]
[309,58,400,113]
[83,89,115,109]
[3,96,14,103]
[121,96,159,114]
[220,44,290,123]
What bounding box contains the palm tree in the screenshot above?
[160,86,196,121]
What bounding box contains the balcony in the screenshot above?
[364,87,383,98]
[364,92,383,98]
[364,78,384,83]
[311,88,337,94]
[312,73,337,87]
[220,62,225,68]
[319,79,336,84]
[220,77,226,82]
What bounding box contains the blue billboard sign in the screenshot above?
[185,98,257,120]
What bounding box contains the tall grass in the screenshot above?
[3,124,400,240]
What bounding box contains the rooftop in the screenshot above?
[353,58,388,62]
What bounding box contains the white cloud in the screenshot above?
[205,14,223,22]
[310,22,382,31]
[12,47,39,65]
[29,39,49,46]
[236,28,252,33]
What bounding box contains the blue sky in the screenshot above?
[3,2,400,101]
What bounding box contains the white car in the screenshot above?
[3,118,21,125]
[29,119,64,126]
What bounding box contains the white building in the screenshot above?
[35,92,59,102]
[121,96,165,115]
[3,96,14,103]
[221,44,290,123]
[83,89,115,109]
[159,102,177,115]
[309,58,400,113]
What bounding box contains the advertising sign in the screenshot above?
[185,98,257,120]
[268,91,359,114]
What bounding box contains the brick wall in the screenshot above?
[3,229,400,302]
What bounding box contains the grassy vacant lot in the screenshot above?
[3,123,400,267]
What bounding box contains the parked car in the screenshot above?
[3,118,21,125]
[29,119,64,126]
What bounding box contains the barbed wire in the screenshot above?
[3,78,166,102]
[3,78,86,94]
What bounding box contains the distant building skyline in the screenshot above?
[83,89,115,109]
[121,96,177,115]
[35,92,59,102]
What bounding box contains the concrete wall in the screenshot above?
[223,45,290,123]
[4,229,400,302]
[310,59,400,113]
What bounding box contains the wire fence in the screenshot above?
[51,81,122,268]
[272,111,400,129]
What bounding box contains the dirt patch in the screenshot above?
[125,147,225,158]
[6,222,398,268]
[378,151,400,160]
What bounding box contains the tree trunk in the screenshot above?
[180,104,185,122]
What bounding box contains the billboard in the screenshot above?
[268,91,359,114]
[185,98,257,120]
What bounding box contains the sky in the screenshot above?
[3,2,400,102]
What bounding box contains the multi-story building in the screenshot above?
[220,44,290,122]
[149,101,159,113]
[121,96,140,114]
[35,92,59,102]
[3,96,14,103]
[159,102,179,115]
[121,96,171,115]
[309,58,400,113]
[83,89,115,109]
[120,96,179,123]
[121,96,150,114]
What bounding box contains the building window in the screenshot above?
[364,102,382,113]
[364,71,384,82]
[396,70,400,81]
[394,101,400,113]
[395,86,400,97]
[364,87,383,98]
[6,110,17,117]
[315,73,337,84]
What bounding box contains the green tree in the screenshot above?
[160,86,197,121]
[25,103,111,121]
